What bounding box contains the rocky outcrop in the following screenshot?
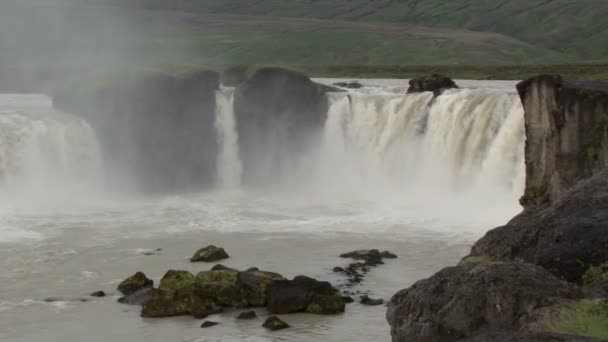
[459,332,606,342]
[117,272,153,295]
[233,67,332,186]
[470,170,608,283]
[517,75,608,207]
[386,261,581,342]
[266,275,343,314]
[190,245,230,262]
[52,69,220,193]
[407,74,458,96]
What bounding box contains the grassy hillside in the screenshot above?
[101,0,608,61]
[0,1,575,69]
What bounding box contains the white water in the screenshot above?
[1,81,526,342]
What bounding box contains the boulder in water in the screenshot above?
[305,294,346,314]
[237,270,286,306]
[386,261,581,342]
[360,295,384,306]
[118,287,160,306]
[267,275,338,314]
[200,321,219,328]
[263,316,290,331]
[190,245,230,262]
[237,310,257,319]
[90,291,106,297]
[407,74,458,96]
[117,272,153,295]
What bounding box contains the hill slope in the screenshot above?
[101,0,608,61]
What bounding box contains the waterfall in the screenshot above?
[0,94,102,202]
[314,88,525,201]
[215,88,243,189]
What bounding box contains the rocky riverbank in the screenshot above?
[386,76,608,342]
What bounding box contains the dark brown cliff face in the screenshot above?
[233,67,332,186]
[517,75,608,207]
[53,70,220,193]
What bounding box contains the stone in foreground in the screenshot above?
[117,272,153,295]
[200,321,219,328]
[190,245,230,262]
[387,261,581,342]
[263,316,290,331]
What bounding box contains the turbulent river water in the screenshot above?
[0,80,525,342]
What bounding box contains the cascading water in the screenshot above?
[0,94,102,205]
[215,88,243,189]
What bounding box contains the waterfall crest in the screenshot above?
[0,94,102,200]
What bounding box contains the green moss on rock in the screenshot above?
[305,295,345,315]
[237,270,285,307]
[190,245,230,262]
[520,184,550,206]
[583,262,608,286]
[547,300,608,340]
[262,316,290,331]
[195,270,239,285]
[159,270,195,292]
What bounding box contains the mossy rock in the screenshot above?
[159,270,195,292]
[305,295,346,315]
[141,290,191,318]
[237,270,286,307]
[195,270,239,285]
[263,316,290,331]
[117,272,153,295]
[583,263,608,286]
[190,245,229,262]
[193,282,247,308]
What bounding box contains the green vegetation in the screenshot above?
[549,300,608,340]
[582,262,608,286]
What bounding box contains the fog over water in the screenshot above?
[0,80,524,341]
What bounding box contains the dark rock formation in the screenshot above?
[233,67,332,186]
[263,316,290,331]
[459,332,605,342]
[305,295,346,314]
[191,245,230,262]
[237,310,257,319]
[200,321,219,328]
[118,287,160,306]
[221,65,249,87]
[470,170,608,283]
[407,74,458,96]
[386,261,581,342]
[237,270,285,307]
[517,75,608,207]
[360,295,384,306]
[90,291,106,297]
[336,249,398,286]
[333,81,363,89]
[267,275,340,314]
[52,69,220,194]
[117,272,153,295]
[212,264,238,272]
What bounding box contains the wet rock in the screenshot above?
[262,316,290,331]
[267,275,337,314]
[471,170,608,282]
[234,67,333,185]
[44,297,88,303]
[305,295,346,314]
[191,245,229,262]
[407,74,458,96]
[159,270,195,292]
[237,310,257,319]
[337,249,397,286]
[200,321,219,328]
[90,291,106,297]
[193,281,247,308]
[333,81,363,89]
[237,270,285,306]
[584,278,608,299]
[212,264,238,272]
[117,272,153,295]
[360,295,384,306]
[118,287,160,305]
[342,296,354,303]
[195,270,239,285]
[386,262,581,342]
[246,267,260,272]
